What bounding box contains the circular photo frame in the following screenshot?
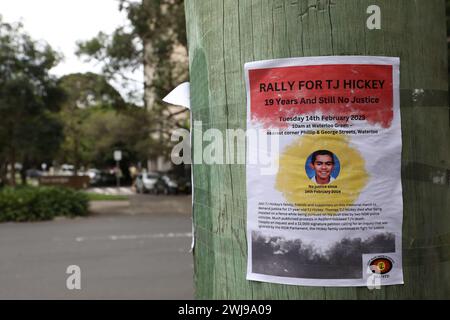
[305,150,341,184]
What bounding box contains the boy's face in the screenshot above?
[311,155,334,181]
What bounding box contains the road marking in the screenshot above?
[87,187,134,195]
[75,232,192,242]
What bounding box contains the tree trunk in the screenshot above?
[6,121,16,187]
[185,0,449,299]
[143,39,157,110]
[9,145,16,187]
[0,161,7,187]
[20,157,28,186]
[73,130,80,176]
[143,38,162,170]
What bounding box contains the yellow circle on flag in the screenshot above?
[275,131,369,214]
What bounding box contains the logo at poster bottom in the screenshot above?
[368,256,394,274]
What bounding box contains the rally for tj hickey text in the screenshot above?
[259,79,386,92]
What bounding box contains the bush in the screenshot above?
[0,186,89,222]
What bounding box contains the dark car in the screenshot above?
[153,174,192,195]
[86,168,102,185]
[89,170,117,187]
[26,169,44,178]
[135,172,160,194]
[153,174,179,195]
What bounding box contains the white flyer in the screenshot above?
[245,56,403,287]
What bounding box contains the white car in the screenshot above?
[60,164,75,176]
[135,172,160,194]
[86,168,101,184]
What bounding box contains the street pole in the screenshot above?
[116,160,120,189]
[185,0,449,299]
[114,150,122,190]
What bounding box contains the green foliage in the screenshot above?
[0,18,63,118]
[0,186,89,222]
[15,112,64,164]
[56,73,128,171]
[86,193,128,201]
[0,17,65,184]
[76,0,188,105]
[76,1,189,164]
[55,99,156,169]
[81,107,156,165]
[58,72,126,109]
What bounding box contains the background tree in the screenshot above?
[57,72,158,179]
[57,72,126,174]
[76,0,189,170]
[81,107,155,178]
[15,113,64,184]
[0,17,64,186]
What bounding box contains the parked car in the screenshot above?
[60,164,75,176]
[153,174,192,195]
[153,175,179,195]
[135,172,160,194]
[86,170,117,187]
[86,168,101,185]
[26,169,44,178]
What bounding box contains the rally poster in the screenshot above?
[245,56,403,287]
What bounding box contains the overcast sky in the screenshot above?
[0,0,143,102]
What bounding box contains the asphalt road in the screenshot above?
[0,194,194,299]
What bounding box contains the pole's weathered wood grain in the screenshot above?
[186,0,449,299]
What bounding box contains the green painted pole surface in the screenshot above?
[185,0,449,299]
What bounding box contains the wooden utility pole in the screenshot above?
[185,0,449,299]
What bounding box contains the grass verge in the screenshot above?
[85,193,129,201]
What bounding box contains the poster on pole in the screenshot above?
[245,56,403,287]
